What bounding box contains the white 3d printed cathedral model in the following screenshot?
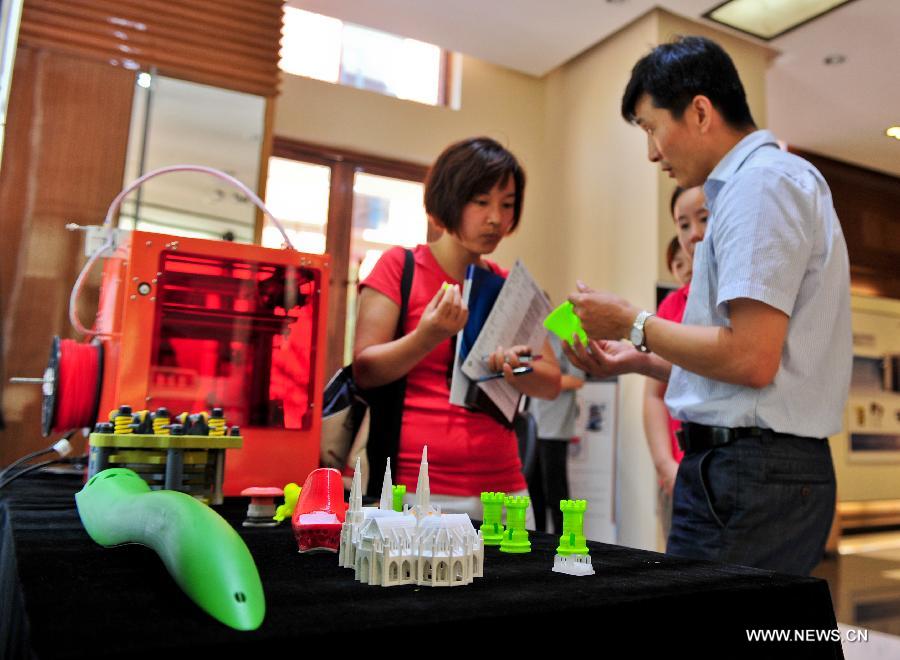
[338,447,485,587]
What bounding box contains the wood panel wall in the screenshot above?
[794,149,900,300]
[20,0,283,97]
[0,48,135,466]
[0,1,284,467]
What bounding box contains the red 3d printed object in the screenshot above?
[292,468,347,552]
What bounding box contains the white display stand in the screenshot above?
[568,379,618,544]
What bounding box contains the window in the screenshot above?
[280,7,451,107]
[120,73,266,242]
[262,157,329,253]
[263,139,435,377]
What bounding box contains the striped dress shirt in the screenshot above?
[665,130,852,438]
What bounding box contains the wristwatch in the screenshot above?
[630,310,655,353]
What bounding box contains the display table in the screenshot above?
[1,473,842,658]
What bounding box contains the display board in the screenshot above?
[568,378,617,544]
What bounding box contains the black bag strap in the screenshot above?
[363,248,414,497]
[396,248,414,340]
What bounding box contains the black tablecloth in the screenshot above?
[1,473,843,658]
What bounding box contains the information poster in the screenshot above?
[848,308,900,462]
[568,379,617,544]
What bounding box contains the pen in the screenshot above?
[475,366,534,382]
[480,354,543,363]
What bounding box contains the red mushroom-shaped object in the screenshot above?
[241,486,284,527]
[291,468,348,552]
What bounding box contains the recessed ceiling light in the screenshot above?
[886,127,900,141]
[823,53,846,66]
[704,0,858,41]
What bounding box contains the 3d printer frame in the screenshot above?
[91,230,330,495]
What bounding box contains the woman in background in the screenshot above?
[643,186,707,539]
[353,137,560,519]
[527,332,585,533]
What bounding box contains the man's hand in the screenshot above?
[562,337,641,378]
[567,287,639,342]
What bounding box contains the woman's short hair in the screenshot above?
[670,186,687,218]
[424,136,526,233]
[666,235,684,273]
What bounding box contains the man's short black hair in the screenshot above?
[621,35,755,130]
[424,137,525,234]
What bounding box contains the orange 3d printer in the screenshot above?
[40,166,330,495]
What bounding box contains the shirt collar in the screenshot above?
[703,129,780,206]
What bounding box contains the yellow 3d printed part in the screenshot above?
[273,482,301,522]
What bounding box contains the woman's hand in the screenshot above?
[657,459,679,497]
[354,283,470,390]
[487,343,561,399]
[486,344,533,373]
[415,284,468,347]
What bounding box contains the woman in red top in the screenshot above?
[643,185,707,539]
[354,137,561,517]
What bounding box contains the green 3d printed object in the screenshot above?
[500,495,531,553]
[557,499,590,556]
[75,467,265,631]
[543,301,588,345]
[553,499,594,576]
[392,484,407,512]
[480,491,506,546]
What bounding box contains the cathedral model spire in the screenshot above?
[348,456,362,516]
[411,446,439,519]
[416,446,430,509]
[379,458,394,510]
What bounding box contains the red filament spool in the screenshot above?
[42,337,104,435]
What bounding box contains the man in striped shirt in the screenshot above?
[565,36,851,575]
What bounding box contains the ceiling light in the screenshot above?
[703,0,858,41]
[137,72,152,89]
[886,127,900,141]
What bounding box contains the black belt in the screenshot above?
[675,422,828,454]
[676,422,815,454]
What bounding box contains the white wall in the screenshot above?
[543,13,661,550]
